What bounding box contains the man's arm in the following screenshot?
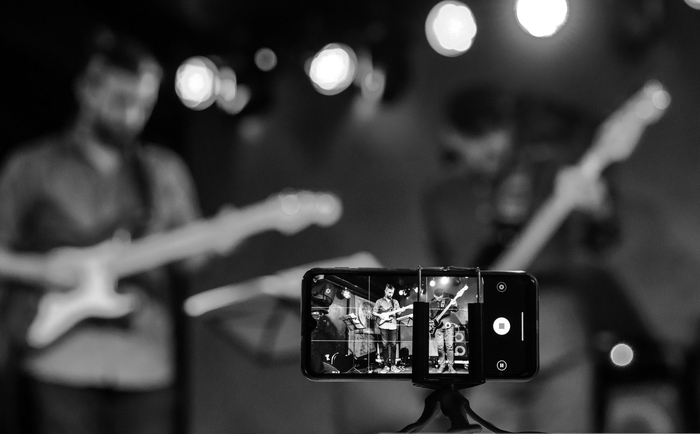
[372,300,387,320]
[0,248,50,285]
[372,300,381,317]
[0,246,91,290]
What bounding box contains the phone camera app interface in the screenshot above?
[306,272,479,376]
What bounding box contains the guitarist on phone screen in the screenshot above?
[372,284,404,373]
[429,287,460,373]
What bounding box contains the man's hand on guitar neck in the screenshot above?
[0,240,121,292]
[41,241,122,291]
[555,166,612,219]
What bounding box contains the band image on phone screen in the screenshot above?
[301,268,538,381]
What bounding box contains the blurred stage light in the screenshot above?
[354,49,386,103]
[425,1,477,57]
[175,56,220,110]
[215,67,253,115]
[216,66,237,103]
[254,48,278,72]
[307,43,358,96]
[361,69,386,102]
[176,56,256,115]
[218,84,251,115]
[685,0,700,9]
[515,0,569,38]
[610,343,634,367]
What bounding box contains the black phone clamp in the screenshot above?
[402,302,488,432]
[401,267,490,433]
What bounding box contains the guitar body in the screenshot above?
[376,304,402,327]
[18,190,343,349]
[428,317,452,338]
[27,265,136,349]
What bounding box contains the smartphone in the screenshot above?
[301,267,538,382]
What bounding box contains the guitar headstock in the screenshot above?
[583,80,671,176]
[269,190,343,234]
[454,285,469,300]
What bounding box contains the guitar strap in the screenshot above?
[124,144,154,239]
[115,145,177,304]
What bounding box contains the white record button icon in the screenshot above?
[493,317,511,335]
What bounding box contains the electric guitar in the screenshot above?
[429,285,469,337]
[26,190,343,349]
[376,304,413,326]
[493,80,670,270]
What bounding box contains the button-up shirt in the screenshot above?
[0,131,201,390]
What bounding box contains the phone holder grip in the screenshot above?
[411,301,484,389]
[411,301,431,386]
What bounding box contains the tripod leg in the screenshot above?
[399,390,442,432]
[439,391,481,433]
[399,389,482,433]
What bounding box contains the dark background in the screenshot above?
[2,0,700,432]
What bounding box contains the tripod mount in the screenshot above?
[401,267,495,433]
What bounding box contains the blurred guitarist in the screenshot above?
[429,287,460,373]
[0,27,209,434]
[372,284,401,373]
[422,86,662,432]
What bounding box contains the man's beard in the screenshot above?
[92,118,140,154]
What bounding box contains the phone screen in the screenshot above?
[301,268,537,381]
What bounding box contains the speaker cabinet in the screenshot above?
[454,325,468,361]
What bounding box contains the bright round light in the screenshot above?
[685,0,700,10]
[515,0,569,38]
[425,1,477,57]
[610,343,634,367]
[175,56,219,110]
[308,43,357,96]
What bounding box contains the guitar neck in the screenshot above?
[492,81,669,271]
[491,193,574,270]
[109,203,285,278]
[433,291,466,322]
[434,304,453,323]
